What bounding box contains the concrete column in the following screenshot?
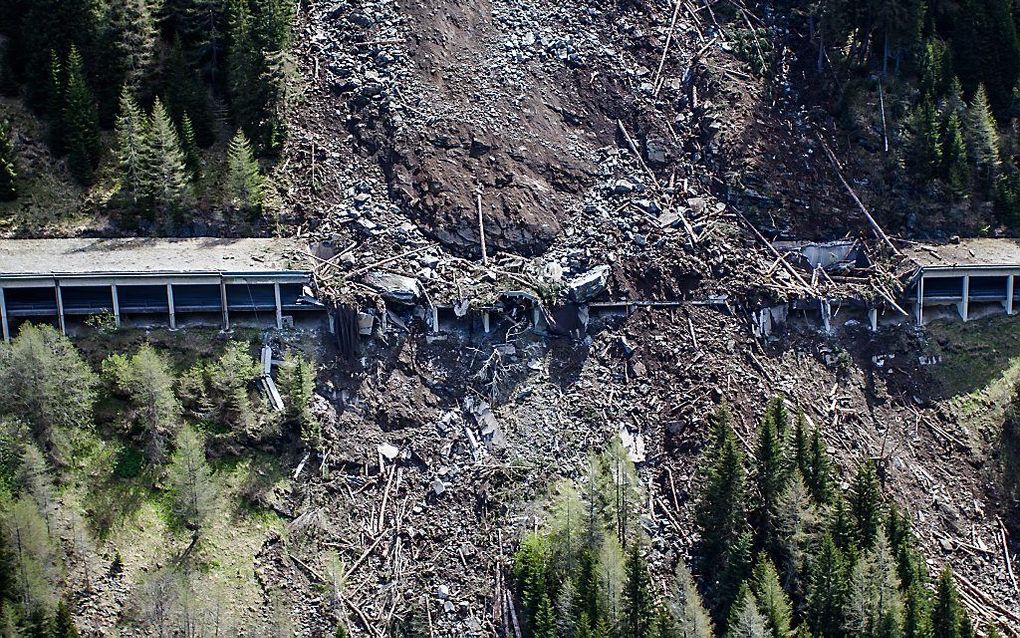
[111,285,121,327]
[482,311,490,333]
[167,284,176,329]
[532,306,541,328]
[55,283,65,335]
[869,307,878,332]
[820,298,832,333]
[431,306,439,332]
[0,288,8,343]
[273,283,283,330]
[1008,275,1015,315]
[220,280,230,330]
[916,274,925,326]
[960,275,970,322]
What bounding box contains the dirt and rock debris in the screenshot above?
[248,0,1020,635]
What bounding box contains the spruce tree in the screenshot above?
[792,411,810,483]
[226,129,264,213]
[931,568,966,638]
[52,598,79,638]
[726,583,766,638]
[807,428,832,504]
[749,558,792,638]
[622,541,655,638]
[533,589,556,638]
[942,110,970,195]
[967,84,1000,185]
[163,37,215,147]
[902,577,932,638]
[179,113,201,178]
[668,561,713,638]
[114,86,148,202]
[914,99,944,180]
[47,51,66,153]
[807,534,849,638]
[62,46,102,185]
[168,425,217,530]
[695,405,750,616]
[279,353,318,449]
[0,119,17,202]
[109,0,159,92]
[755,404,790,558]
[227,0,260,140]
[514,533,550,630]
[850,463,882,551]
[141,98,192,227]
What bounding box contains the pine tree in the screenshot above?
[919,38,952,101]
[942,110,970,195]
[61,46,101,184]
[845,533,903,638]
[207,342,260,434]
[0,324,97,461]
[967,84,1000,185]
[533,589,556,638]
[279,353,318,448]
[52,598,80,638]
[792,411,810,483]
[717,530,754,622]
[168,425,217,530]
[179,113,201,178]
[726,583,766,638]
[556,577,578,638]
[513,532,549,628]
[774,475,816,600]
[226,129,264,213]
[622,541,655,638]
[668,561,713,638]
[0,119,17,201]
[141,98,192,227]
[47,51,66,153]
[931,568,966,638]
[850,463,882,551]
[163,37,215,147]
[103,345,182,464]
[806,428,832,504]
[696,405,748,584]
[807,534,849,638]
[750,558,792,638]
[902,577,932,638]
[755,403,791,558]
[914,99,944,180]
[114,86,148,202]
[109,0,159,92]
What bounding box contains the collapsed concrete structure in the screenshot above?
[0,237,324,340]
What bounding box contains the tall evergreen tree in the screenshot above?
[807,428,832,504]
[61,46,102,185]
[165,0,228,84]
[931,568,967,638]
[179,113,201,178]
[726,583,767,638]
[807,534,849,638]
[952,0,1020,114]
[0,119,17,201]
[114,86,148,202]
[850,463,883,551]
[622,541,655,638]
[167,425,217,530]
[109,0,159,92]
[942,110,970,195]
[141,98,192,227]
[163,37,215,147]
[749,558,792,638]
[695,406,750,616]
[225,129,264,213]
[52,598,80,638]
[966,84,1000,185]
[47,51,66,153]
[755,404,791,557]
[668,561,713,638]
[792,411,810,483]
[914,99,944,180]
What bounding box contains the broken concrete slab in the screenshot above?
[364,271,422,303]
[566,265,610,303]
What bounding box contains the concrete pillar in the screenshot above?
[1008,275,1015,315]
[167,284,176,329]
[111,285,121,327]
[959,275,970,322]
[482,311,490,333]
[532,306,541,329]
[431,306,439,332]
[869,307,878,332]
[0,288,8,343]
[55,283,65,335]
[820,298,832,334]
[273,283,283,330]
[916,274,925,326]
[220,280,230,330]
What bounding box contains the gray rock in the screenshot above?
[566,265,611,302]
[364,271,422,303]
